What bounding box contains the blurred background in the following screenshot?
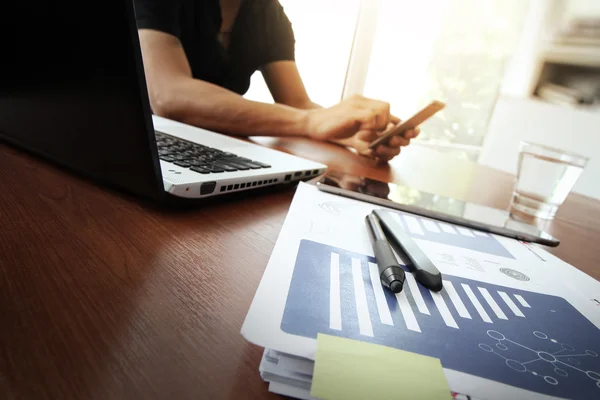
[245,0,600,200]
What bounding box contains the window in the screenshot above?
[364,0,530,152]
[244,0,360,106]
[246,0,531,160]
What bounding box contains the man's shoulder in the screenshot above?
[132,0,196,15]
[240,0,291,25]
[253,0,288,12]
[133,0,205,31]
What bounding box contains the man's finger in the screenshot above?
[374,144,401,160]
[383,122,395,132]
[388,136,411,147]
[363,108,389,131]
[355,129,380,143]
[353,109,379,135]
[358,148,376,159]
[355,98,391,131]
[404,127,421,139]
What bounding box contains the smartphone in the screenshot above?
[315,171,559,247]
[369,100,445,149]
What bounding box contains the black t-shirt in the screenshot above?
[134,0,295,95]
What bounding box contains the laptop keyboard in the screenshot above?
[155,131,271,174]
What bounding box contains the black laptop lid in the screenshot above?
[0,1,164,201]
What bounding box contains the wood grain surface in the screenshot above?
[1,140,599,400]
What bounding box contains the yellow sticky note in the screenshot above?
[310,334,451,400]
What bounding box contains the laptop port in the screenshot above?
[200,181,216,195]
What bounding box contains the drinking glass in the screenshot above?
[511,141,588,219]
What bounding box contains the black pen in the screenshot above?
[374,209,444,292]
[365,212,406,293]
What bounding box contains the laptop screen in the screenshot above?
[0,1,164,200]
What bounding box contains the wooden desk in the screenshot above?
[1,141,599,399]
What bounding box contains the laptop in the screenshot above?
[0,1,326,202]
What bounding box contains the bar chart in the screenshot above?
[281,240,600,399]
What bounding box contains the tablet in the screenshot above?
[316,171,559,247]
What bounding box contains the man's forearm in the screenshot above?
[154,78,310,138]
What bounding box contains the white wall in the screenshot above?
[501,0,600,97]
[564,0,600,20]
[501,0,562,97]
[478,96,600,199]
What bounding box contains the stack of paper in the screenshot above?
[259,349,315,399]
[242,183,600,400]
[259,334,456,400]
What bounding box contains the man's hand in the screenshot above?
[346,124,420,162]
[303,94,419,162]
[304,94,392,141]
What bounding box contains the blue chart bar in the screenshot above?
[281,240,600,400]
[368,262,394,326]
[444,281,472,319]
[329,252,342,331]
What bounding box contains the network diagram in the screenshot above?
[479,330,600,389]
